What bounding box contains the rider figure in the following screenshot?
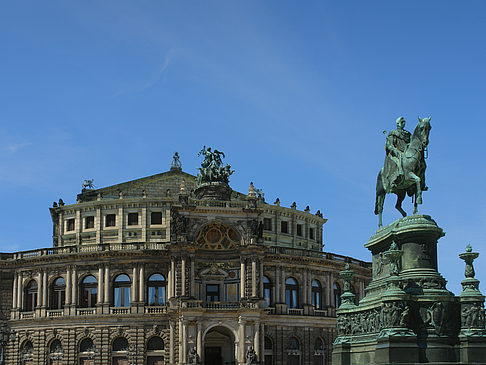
[384,117,411,187]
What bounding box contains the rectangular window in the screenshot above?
[105,214,116,227]
[85,216,94,229]
[263,218,272,231]
[206,284,220,302]
[151,212,163,225]
[296,224,303,237]
[127,213,138,226]
[66,218,75,232]
[281,221,288,234]
[309,227,315,240]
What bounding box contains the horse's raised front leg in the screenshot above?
[395,191,407,217]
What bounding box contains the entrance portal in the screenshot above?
[204,326,236,365]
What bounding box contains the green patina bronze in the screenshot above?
[333,117,486,365]
[375,117,431,227]
[196,146,234,186]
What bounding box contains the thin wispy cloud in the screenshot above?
[113,49,174,97]
[4,142,32,154]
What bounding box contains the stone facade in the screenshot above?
[0,160,371,365]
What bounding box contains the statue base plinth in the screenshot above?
[333,215,486,365]
[194,183,232,201]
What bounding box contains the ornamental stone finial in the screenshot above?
[459,244,482,295]
[339,264,356,308]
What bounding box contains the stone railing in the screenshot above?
[288,308,304,316]
[46,309,64,318]
[9,242,169,260]
[76,308,97,316]
[265,247,371,267]
[264,307,275,314]
[20,312,35,319]
[144,306,167,314]
[192,200,247,208]
[110,307,130,315]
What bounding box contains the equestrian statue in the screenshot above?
[375,116,431,227]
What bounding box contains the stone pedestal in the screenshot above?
[332,215,486,365]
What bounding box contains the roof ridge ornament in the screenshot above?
[170,152,182,171]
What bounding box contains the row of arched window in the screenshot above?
[264,335,327,365]
[23,273,167,311]
[263,276,347,309]
[19,336,164,365]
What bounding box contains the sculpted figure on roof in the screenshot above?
[197,146,234,185]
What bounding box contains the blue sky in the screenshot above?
[1,1,485,295]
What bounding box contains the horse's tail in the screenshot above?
[375,169,384,215]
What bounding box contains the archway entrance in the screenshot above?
[204,326,236,365]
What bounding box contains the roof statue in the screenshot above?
[170,152,182,171]
[196,146,234,186]
[82,179,95,191]
[374,116,431,227]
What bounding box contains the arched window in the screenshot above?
[147,336,165,365]
[147,274,166,306]
[20,340,33,365]
[24,280,38,312]
[287,337,301,365]
[314,338,325,365]
[113,274,131,307]
[49,339,63,365]
[263,276,272,307]
[112,337,129,364]
[51,277,66,310]
[311,280,322,309]
[264,336,273,365]
[333,283,341,308]
[285,277,299,309]
[79,338,96,365]
[80,275,97,308]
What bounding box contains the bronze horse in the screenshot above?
[375,117,431,227]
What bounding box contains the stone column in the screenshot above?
[238,317,246,363]
[190,256,195,298]
[240,259,246,299]
[132,266,138,304]
[181,256,186,297]
[98,267,104,305]
[42,270,47,311]
[182,320,188,363]
[178,319,183,364]
[275,267,280,304]
[104,265,110,306]
[169,321,175,364]
[12,272,17,310]
[65,267,72,306]
[254,322,260,359]
[259,260,264,298]
[18,273,23,311]
[251,258,257,297]
[72,267,77,306]
[281,268,286,303]
[168,268,172,299]
[171,257,176,298]
[36,272,42,309]
[139,265,145,305]
[196,323,202,358]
